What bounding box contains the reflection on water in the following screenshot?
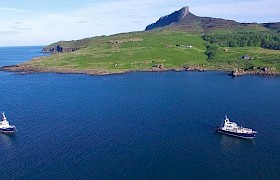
[0,133,17,149]
[0,134,17,166]
[219,134,256,151]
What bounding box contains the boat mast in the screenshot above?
[1,112,7,121]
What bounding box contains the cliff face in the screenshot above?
[42,38,91,53]
[145,6,196,30]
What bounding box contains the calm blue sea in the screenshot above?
[0,46,280,179]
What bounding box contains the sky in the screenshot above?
[0,0,279,47]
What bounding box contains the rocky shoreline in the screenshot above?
[0,64,112,75]
[0,64,207,76]
[231,67,278,77]
[0,63,278,77]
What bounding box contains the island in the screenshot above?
[1,6,280,76]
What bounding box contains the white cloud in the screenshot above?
[0,7,27,13]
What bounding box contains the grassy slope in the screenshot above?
[26,30,208,72]
[211,47,280,70]
[24,28,280,73]
[204,27,280,70]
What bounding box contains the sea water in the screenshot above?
[0,46,280,179]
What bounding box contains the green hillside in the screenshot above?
[25,30,209,73]
[2,6,280,75]
[208,47,280,70]
[7,28,279,75]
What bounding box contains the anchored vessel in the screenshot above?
[0,112,16,133]
[217,116,257,139]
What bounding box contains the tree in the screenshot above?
[205,43,219,60]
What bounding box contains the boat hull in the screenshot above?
[217,128,256,139]
[0,127,16,133]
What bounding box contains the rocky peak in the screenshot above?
[146,6,194,30]
[145,5,247,32]
[179,6,190,19]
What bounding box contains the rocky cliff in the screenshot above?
[42,38,91,53]
[145,6,278,32]
[145,6,197,30]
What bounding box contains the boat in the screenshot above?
[217,116,257,139]
[0,112,16,133]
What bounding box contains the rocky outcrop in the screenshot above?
[151,64,164,71]
[42,45,80,53]
[231,68,246,77]
[259,67,276,75]
[145,6,279,32]
[107,38,143,45]
[184,65,205,72]
[42,38,91,53]
[231,67,277,77]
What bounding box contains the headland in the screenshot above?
[1,6,280,77]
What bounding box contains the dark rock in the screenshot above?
[151,64,164,71]
[241,55,251,60]
[259,67,276,75]
[42,45,80,53]
[231,68,245,77]
[42,38,91,53]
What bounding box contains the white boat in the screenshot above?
[217,116,257,139]
[0,112,16,133]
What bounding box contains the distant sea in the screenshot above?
[0,46,280,179]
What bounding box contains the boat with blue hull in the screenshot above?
[0,112,16,133]
[217,116,257,139]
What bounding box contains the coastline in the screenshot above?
[1,63,278,77]
[0,64,208,76]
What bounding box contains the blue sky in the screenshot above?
[0,0,279,47]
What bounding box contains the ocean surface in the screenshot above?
[0,46,280,179]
